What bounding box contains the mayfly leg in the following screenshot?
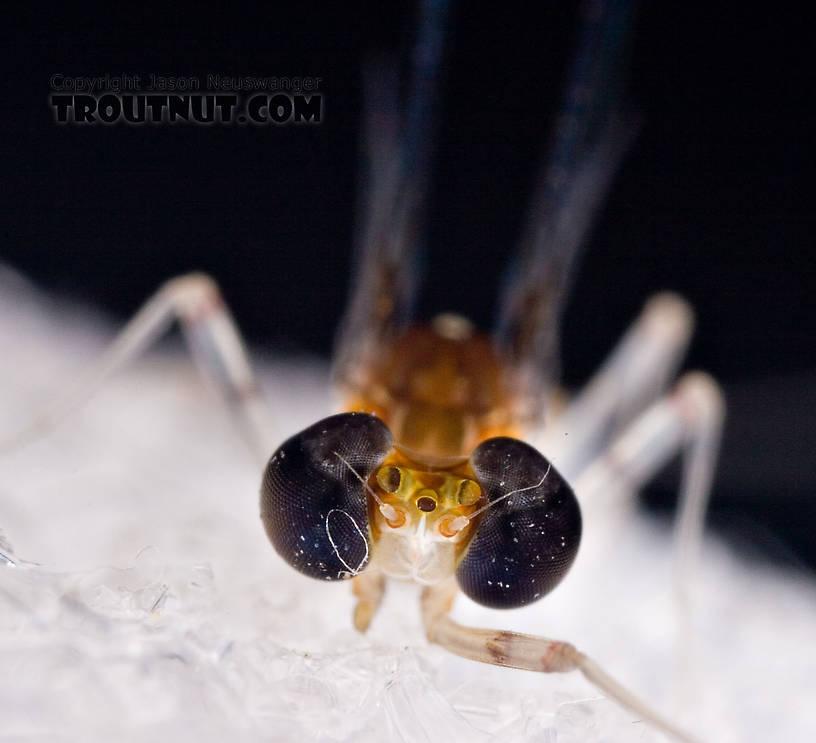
[332,0,451,393]
[494,0,637,426]
[0,274,275,461]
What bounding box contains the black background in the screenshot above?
[2,3,813,568]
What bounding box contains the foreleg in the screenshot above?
[421,580,699,743]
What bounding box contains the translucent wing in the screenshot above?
[495,0,638,427]
[332,0,450,397]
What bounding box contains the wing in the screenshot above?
[495,0,638,427]
[332,0,450,397]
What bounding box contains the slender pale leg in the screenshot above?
[538,296,722,682]
[0,273,274,462]
[352,569,386,632]
[573,372,725,595]
[573,372,725,711]
[420,579,699,743]
[540,292,695,480]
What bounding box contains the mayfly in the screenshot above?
[1,1,722,741]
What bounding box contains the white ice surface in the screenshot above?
[0,266,813,742]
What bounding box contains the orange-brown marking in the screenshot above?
[485,631,515,666]
[343,325,521,462]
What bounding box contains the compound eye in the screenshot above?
[456,437,581,608]
[260,413,393,581]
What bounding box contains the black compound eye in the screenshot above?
[260,413,393,581]
[456,437,581,609]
